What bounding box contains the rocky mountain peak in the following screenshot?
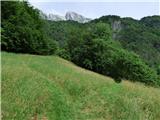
[44,11,91,23]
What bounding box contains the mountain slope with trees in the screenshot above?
[1,1,160,86]
[48,20,160,86]
[92,15,160,74]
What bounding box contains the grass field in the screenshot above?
[1,52,160,120]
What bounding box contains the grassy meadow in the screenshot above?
[1,52,160,120]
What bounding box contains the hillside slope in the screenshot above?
[1,52,160,120]
[92,15,160,72]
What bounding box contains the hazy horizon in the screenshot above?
[29,1,159,20]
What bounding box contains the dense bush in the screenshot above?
[70,36,159,86]
[1,1,57,55]
[63,22,160,86]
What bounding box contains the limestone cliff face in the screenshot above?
[44,11,91,23]
[47,14,65,21]
[112,21,122,31]
[65,11,91,23]
[111,20,122,39]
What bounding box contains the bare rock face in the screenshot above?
[47,14,65,21]
[65,11,91,23]
[44,11,91,23]
[112,21,122,39]
[112,21,122,31]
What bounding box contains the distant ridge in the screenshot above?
[41,11,91,23]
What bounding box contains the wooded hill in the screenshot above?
[1,1,160,86]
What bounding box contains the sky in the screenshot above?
[28,0,160,20]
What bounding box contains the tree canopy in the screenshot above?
[1,1,57,55]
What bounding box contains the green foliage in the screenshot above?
[75,37,159,86]
[48,19,160,86]
[56,48,71,60]
[92,22,112,40]
[157,65,160,75]
[2,1,159,86]
[117,17,160,71]
[1,1,57,55]
[140,15,160,28]
[92,15,160,75]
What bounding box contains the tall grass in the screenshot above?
[1,52,160,120]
